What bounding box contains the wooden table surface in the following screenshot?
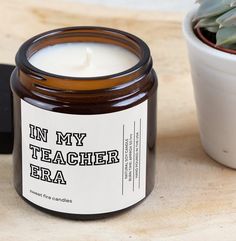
[1,0,236,240]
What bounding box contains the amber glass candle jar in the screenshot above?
[11,26,157,220]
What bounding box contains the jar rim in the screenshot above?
[16,26,152,91]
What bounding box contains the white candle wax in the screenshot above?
[29,42,139,77]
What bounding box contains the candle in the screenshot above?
[29,42,139,77]
[11,27,157,220]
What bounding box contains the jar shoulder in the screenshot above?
[11,68,157,114]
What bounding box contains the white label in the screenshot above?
[21,100,147,214]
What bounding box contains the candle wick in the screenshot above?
[76,47,92,70]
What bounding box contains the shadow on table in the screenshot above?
[157,132,227,170]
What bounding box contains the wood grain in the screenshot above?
[1,0,236,240]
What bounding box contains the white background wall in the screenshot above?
[68,0,195,12]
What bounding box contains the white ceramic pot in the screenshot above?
[183,9,236,169]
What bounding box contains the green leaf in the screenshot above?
[195,0,233,20]
[216,26,236,46]
[206,26,220,32]
[195,16,219,28]
[216,7,236,26]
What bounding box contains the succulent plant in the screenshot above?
[194,0,236,49]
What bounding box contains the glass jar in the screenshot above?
[11,26,158,220]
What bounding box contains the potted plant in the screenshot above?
[183,0,236,168]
